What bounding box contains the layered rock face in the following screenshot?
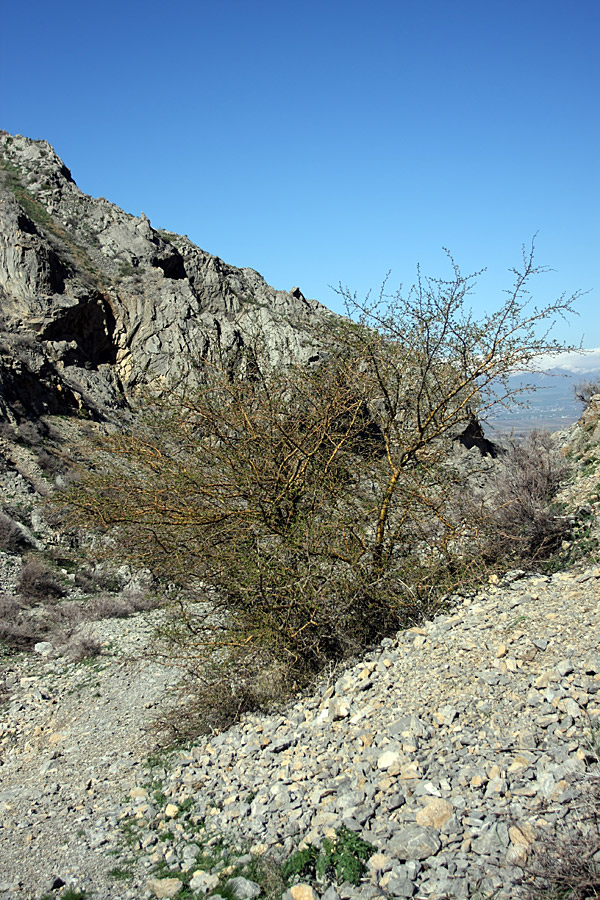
[0,132,330,419]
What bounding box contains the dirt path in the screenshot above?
[0,614,180,899]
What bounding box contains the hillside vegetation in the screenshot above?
[61,244,584,730]
[1,132,598,900]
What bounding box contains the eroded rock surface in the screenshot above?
[0,132,331,420]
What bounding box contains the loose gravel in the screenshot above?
[2,566,598,900]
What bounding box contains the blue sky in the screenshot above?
[2,0,598,345]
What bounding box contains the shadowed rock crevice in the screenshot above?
[38,293,118,367]
[151,249,186,280]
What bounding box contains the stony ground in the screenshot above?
[0,611,180,899]
[1,565,599,900]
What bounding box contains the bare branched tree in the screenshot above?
[574,379,600,407]
[64,244,580,721]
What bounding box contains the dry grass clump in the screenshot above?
[484,430,571,564]
[123,589,161,612]
[17,555,66,601]
[72,566,120,594]
[522,729,600,900]
[86,594,134,619]
[0,512,30,554]
[84,590,160,620]
[0,593,41,650]
[154,660,290,741]
[522,788,600,899]
[60,632,103,662]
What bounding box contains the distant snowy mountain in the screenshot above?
[486,349,600,434]
[530,348,600,375]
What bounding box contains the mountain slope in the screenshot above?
[0,132,330,420]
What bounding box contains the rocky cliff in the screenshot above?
[0,132,330,420]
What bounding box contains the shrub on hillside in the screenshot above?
[484,430,571,562]
[0,512,29,553]
[574,379,600,408]
[0,594,41,650]
[61,632,103,662]
[522,764,600,900]
[18,556,66,602]
[64,245,581,726]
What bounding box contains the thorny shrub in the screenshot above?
[17,555,66,602]
[480,430,572,564]
[574,379,600,408]
[0,512,30,553]
[521,766,600,900]
[64,245,581,729]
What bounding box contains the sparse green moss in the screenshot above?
[0,154,107,289]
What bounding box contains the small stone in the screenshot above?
[130,787,149,799]
[563,698,581,718]
[321,888,340,900]
[225,876,262,900]
[147,877,182,898]
[471,774,487,788]
[434,705,458,726]
[506,844,528,865]
[556,659,574,677]
[485,776,507,796]
[385,874,416,897]
[415,798,454,828]
[34,641,54,655]
[328,698,350,720]
[509,824,535,847]
[535,670,556,689]
[249,843,268,856]
[584,653,600,674]
[164,803,179,818]
[271,737,295,753]
[378,751,402,770]
[189,871,220,893]
[367,852,393,873]
[290,886,318,900]
[387,825,441,860]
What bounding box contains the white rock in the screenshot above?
[189,871,220,893]
[377,750,402,770]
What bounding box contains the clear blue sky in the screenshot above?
[2,0,598,345]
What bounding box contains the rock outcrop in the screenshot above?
[0,132,331,420]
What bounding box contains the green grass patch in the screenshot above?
[108,867,132,881]
[283,827,376,886]
[0,155,107,288]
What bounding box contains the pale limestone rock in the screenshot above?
[415,797,454,828]
[189,871,220,893]
[225,876,262,899]
[377,750,402,770]
[387,824,441,860]
[0,131,332,420]
[147,877,182,898]
[129,787,148,799]
[290,886,318,900]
